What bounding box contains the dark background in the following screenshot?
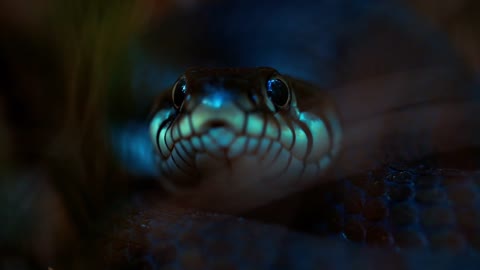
[1,0,479,268]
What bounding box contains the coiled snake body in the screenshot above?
[105,67,480,269]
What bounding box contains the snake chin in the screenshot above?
[162,157,312,212]
[157,129,333,212]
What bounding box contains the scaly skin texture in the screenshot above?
[297,165,480,249]
[101,161,480,270]
[102,64,480,269]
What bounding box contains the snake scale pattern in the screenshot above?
[103,165,480,269]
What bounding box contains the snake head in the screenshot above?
[149,67,341,211]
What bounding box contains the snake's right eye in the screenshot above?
[266,75,290,109]
[172,77,187,109]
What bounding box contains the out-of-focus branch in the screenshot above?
[406,0,480,72]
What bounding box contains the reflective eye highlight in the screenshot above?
[266,76,290,109]
[172,77,187,109]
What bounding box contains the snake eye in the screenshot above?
[172,77,187,109]
[266,76,290,109]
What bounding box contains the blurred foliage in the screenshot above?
[1,0,156,267]
[44,0,149,218]
[406,0,480,72]
[48,0,152,123]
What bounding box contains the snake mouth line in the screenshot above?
[152,107,338,192]
[161,126,286,173]
[157,123,333,192]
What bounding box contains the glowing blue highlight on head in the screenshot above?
[202,95,225,108]
[110,122,159,177]
[202,85,233,108]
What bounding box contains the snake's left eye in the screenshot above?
[266,76,290,109]
[172,77,187,109]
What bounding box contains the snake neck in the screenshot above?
[322,67,480,177]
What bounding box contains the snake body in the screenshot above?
[101,60,480,270]
[144,66,480,213]
[103,165,480,270]
[106,1,480,267]
[99,66,480,269]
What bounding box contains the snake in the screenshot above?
[147,67,341,212]
[100,66,480,269]
[3,1,480,269]
[143,66,480,212]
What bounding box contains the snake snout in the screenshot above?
[190,102,245,135]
